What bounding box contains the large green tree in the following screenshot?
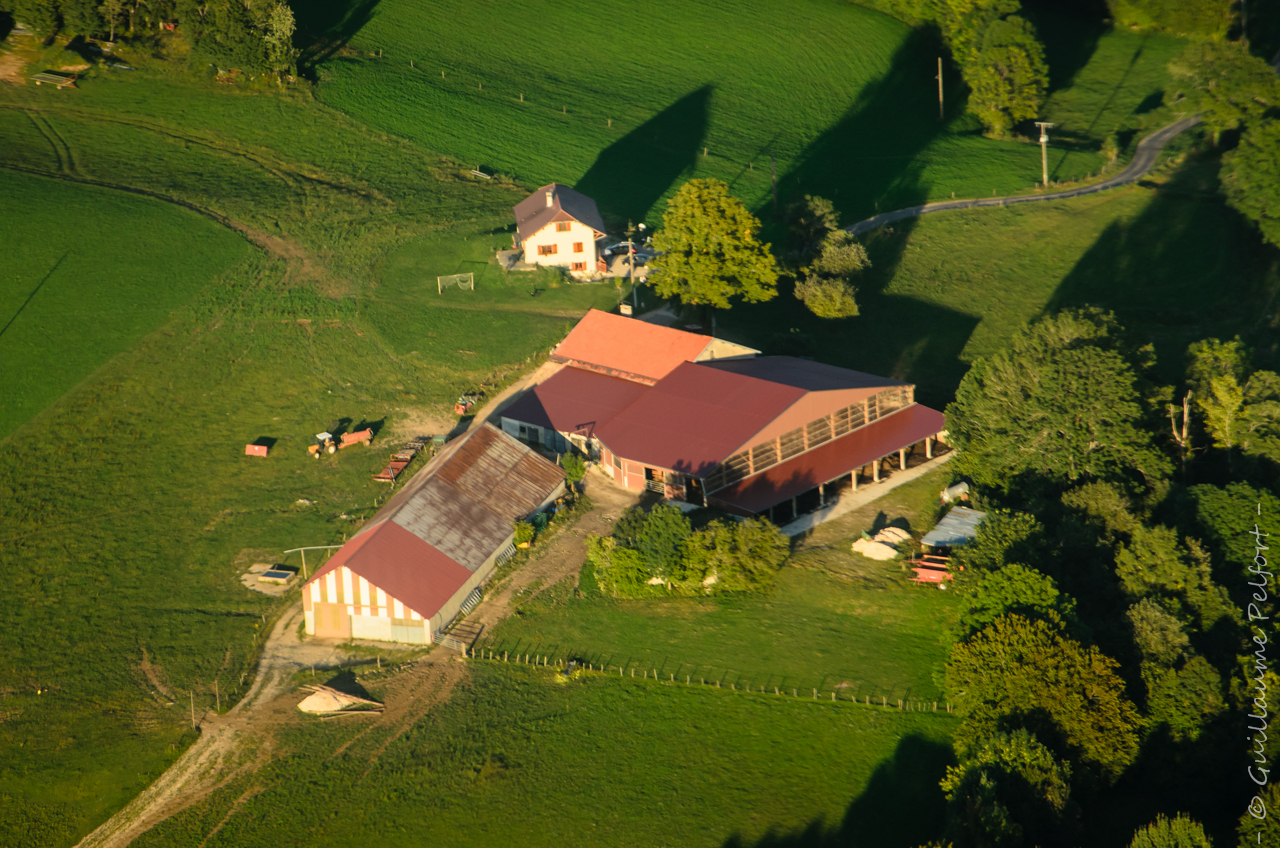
[1224,118,1280,251]
[649,179,779,310]
[793,230,868,319]
[1169,41,1280,142]
[946,310,1168,489]
[1128,813,1212,848]
[946,614,1142,778]
[962,16,1049,137]
[941,729,1074,848]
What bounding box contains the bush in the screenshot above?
[561,452,586,485]
[513,521,535,546]
[588,509,790,596]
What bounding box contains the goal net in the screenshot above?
[437,272,475,293]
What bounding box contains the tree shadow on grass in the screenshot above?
[574,86,712,228]
[294,0,381,77]
[1042,155,1280,385]
[1021,0,1109,95]
[721,734,954,848]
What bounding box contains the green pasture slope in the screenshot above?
[135,664,957,848]
[719,149,1280,409]
[0,171,251,439]
[490,468,959,705]
[313,0,1169,230]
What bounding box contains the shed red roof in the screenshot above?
[594,361,805,477]
[500,366,649,437]
[550,309,715,384]
[309,521,472,620]
[709,404,946,514]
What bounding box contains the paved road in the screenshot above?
[847,116,1201,236]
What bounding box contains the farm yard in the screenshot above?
[0,0,1278,844]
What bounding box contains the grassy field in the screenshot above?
[367,230,626,367]
[309,0,1164,232]
[134,663,958,848]
[719,150,1280,409]
[0,170,252,439]
[487,468,959,703]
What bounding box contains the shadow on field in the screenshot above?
[294,0,381,75]
[720,734,954,848]
[769,29,950,226]
[1022,0,1109,95]
[715,32,982,408]
[575,86,711,226]
[1043,155,1280,382]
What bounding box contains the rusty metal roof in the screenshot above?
[304,423,565,620]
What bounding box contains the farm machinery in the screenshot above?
[307,420,373,458]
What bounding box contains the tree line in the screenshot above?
[1,0,297,74]
[913,308,1279,847]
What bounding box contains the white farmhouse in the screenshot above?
[514,183,607,277]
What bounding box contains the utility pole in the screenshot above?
[1035,122,1056,188]
[937,57,944,121]
[771,156,778,219]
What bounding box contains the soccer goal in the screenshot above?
[437,272,475,294]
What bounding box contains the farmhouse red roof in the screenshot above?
[550,309,716,384]
[309,521,472,620]
[594,361,806,477]
[514,183,607,242]
[500,366,649,437]
[709,404,946,514]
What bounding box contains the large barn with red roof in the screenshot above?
[302,423,564,643]
[501,310,946,522]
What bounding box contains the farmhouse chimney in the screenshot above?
[545,189,554,208]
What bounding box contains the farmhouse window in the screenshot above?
[613,454,622,470]
[573,242,584,253]
[571,261,587,271]
[538,244,558,256]
[556,222,571,232]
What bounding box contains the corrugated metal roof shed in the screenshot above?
[709,405,947,514]
[549,309,715,384]
[921,506,988,549]
[306,423,564,617]
[595,360,805,476]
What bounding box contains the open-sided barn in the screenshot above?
[500,312,945,523]
[302,423,565,644]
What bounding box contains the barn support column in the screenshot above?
[899,448,907,470]
[926,436,933,459]
[873,459,881,483]
[851,468,859,491]
[790,496,798,521]
[818,483,825,507]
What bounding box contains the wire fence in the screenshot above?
[472,641,953,714]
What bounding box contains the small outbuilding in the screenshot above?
[302,423,565,645]
[921,506,988,550]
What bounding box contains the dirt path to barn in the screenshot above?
[468,466,641,634]
[74,604,460,847]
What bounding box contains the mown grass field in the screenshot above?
[134,663,957,848]
[311,0,1173,231]
[488,468,958,704]
[0,170,252,439]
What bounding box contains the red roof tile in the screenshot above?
[550,310,714,384]
[309,521,473,620]
[709,404,946,514]
[500,366,649,437]
[595,361,805,476]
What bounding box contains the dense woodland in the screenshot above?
[933,307,1279,847]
